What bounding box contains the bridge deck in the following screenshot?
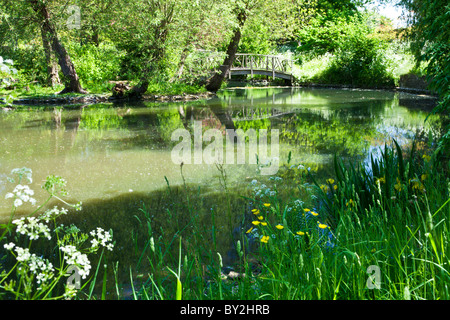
[229,53,294,82]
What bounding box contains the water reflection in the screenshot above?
[0,88,441,224]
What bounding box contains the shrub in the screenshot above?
[68,42,126,91]
[319,33,396,88]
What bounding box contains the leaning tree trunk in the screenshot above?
[41,27,60,88]
[206,12,247,92]
[30,0,87,94]
[205,28,242,92]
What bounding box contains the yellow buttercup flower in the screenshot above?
[246,227,253,234]
[311,211,319,216]
[376,177,386,184]
[303,208,310,212]
[263,203,271,207]
[394,178,403,191]
[346,199,355,207]
[252,209,260,215]
[261,235,270,243]
[261,222,268,226]
[327,179,335,184]
[275,224,284,230]
[296,231,305,236]
[257,215,264,220]
[252,221,261,225]
[318,223,328,229]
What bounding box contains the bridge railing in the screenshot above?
[232,54,294,75]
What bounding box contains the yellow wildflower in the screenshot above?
[320,185,329,193]
[376,177,386,184]
[421,174,427,182]
[257,215,264,220]
[333,185,338,190]
[318,223,328,229]
[311,211,319,216]
[246,227,253,234]
[252,221,261,226]
[303,208,311,212]
[326,179,335,184]
[263,203,271,207]
[261,222,268,226]
[394,178,402,192]
[252,209,260,215]
[260,235,270,243]
[410,178,421,190]
[275,224,284,230]
[296,231,305,236]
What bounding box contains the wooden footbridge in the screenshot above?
[192,51,295,84]
[229,53,294,83]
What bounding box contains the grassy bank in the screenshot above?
[117,138,449,300]
[2,131,447,300]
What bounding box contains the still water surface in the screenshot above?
[0,88,441,226]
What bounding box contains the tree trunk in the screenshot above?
[129,80,149,97]
[206,11,247,92]
[41,26,60,88]
[30,0,87,94]
[205,28,242,92]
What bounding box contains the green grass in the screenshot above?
[1,80,208,104]
[107,136,449,300]
[145,81,207,96]
[1,132,448,300]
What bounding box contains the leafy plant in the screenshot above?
[0,168,114,300]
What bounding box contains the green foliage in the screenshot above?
[145,80,207,96]
[320,33,396,87]
[0,45,47,85]
[296,10,396,88]
[67,42,126,91]
[0,168,113,300]
[399,0,450,154]
[239,19,274,54]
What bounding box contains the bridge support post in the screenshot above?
[272,57,275,80]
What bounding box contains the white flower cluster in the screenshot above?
[12,217,52,240]
[39,206,69,223]
[3,243,55,286]
[251,182,276,198]
[89,227,114,251]
[10,167,33,184]
[5,184,37,207]
[60,245,91,279]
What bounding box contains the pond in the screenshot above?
[0,87,443,270]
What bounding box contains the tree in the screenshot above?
[398,0,449,155]
[205,0,261,92]
[29,0,86,94]
[107,0,178,96]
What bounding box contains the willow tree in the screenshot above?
[205,0,263,92]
